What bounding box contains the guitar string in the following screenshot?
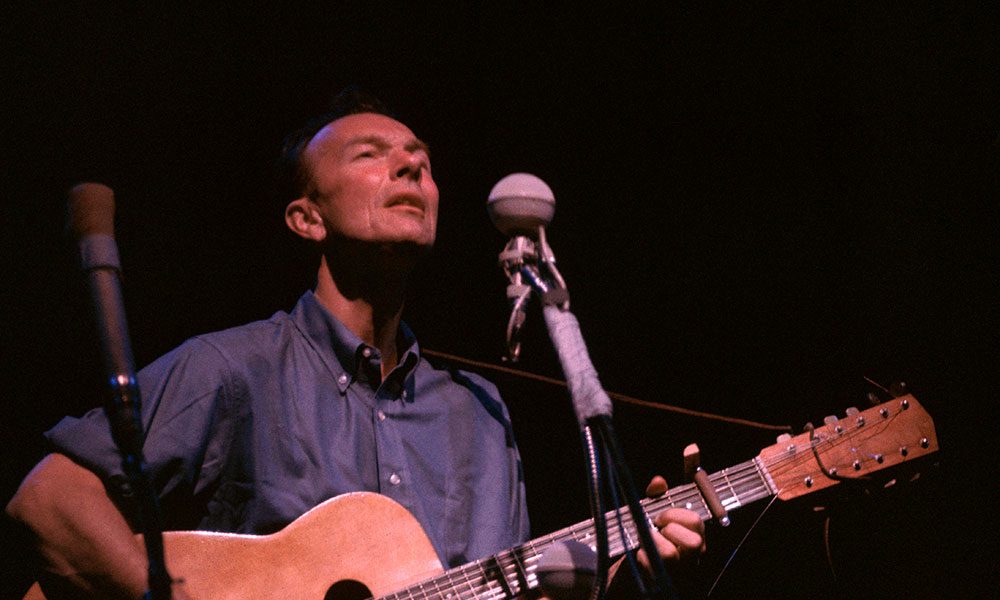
[428,466,774,596]
[759,407,905,486]
[404,468,767,600]
[391,467,772,599]
[393,435,811,598]
[383,405,912,599]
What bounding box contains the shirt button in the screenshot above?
[362,347,372,358]
[389,472,401,485]
[377,410,386,422]
[337,374,348,385]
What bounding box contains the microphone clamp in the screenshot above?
[497,226,570,361]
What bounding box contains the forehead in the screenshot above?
[305,112,421,158]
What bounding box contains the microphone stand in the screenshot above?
[72,185,173,600]
[499,228,676,600]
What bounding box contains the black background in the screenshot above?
[2,4,996,599]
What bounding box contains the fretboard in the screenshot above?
[378,457,777,600]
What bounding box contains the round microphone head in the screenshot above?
[487,172,555,237]
[536,540,597,600]
[67,182,116,239]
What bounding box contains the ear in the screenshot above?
[285,197,327,242]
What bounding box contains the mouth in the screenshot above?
[385,192,426,215]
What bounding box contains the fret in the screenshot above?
[504,548,532,597]
[684,487,711,520]
[381,459,783,600]
[605,505,635,556]
[705,461,755,510]
[427,575,445,599]
[518,546,541,593]
[512,543,536,595]
[754,456,778,496]
[459,561,478,599]
[723,470,741,509]
[483,554,513,598]
[731,464,770,504]
[569,520,593,547]
[476,557,504,599]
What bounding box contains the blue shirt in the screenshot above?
[45,291,530,568]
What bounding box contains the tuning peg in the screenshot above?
[867,391,880,406]
[823,415,844,434]
[889,381,907,397]
[776,433,792,444]
[845,407,859,416]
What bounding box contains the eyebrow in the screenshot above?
[343,135,431,158]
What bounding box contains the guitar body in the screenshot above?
[25,492,444,600]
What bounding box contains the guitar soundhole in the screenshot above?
[325,579,373,600]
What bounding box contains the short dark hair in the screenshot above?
[275,86,395,201]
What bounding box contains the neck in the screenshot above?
[313,250,411,375]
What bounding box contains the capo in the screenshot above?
[684,444,730,527]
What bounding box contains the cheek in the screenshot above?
[426,182,441,217]
[327,174,380,226]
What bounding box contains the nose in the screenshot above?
[392,150,424,182]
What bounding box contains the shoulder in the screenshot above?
[416,357,512,422]
[172,309,297,363]
[139,308,299,388]
[418,357,499,395]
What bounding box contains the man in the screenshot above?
[6,90,704,598]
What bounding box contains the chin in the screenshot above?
[375,238,434,257]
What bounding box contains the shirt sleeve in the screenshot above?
[44,337,239,528]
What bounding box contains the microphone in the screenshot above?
[537,540,597,600]
[488,173,567,362]
[68,183,136,388]
[487,172,556,237]
[67,183,174,600]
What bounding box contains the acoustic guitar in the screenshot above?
[24,394,937,599]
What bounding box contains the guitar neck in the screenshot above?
[380,458,775,599]
[381,394,937,599]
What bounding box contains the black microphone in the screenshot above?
[67,183,174,600]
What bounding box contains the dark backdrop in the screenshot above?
[3,4,996,599]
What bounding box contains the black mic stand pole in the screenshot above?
[70,183,173,600]
[513,232,677,600]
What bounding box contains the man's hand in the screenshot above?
[6,454,152,599]
[635,475,706,571]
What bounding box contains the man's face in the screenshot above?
[300,112,438,250]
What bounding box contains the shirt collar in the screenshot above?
[290,291,421,395]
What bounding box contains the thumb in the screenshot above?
[645,475,668,497]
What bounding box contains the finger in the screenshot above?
[636,529,680,571]
[645,475,668,497]
[660,521,705,558]
[654,507,706,537]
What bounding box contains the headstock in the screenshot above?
[758,394,938,500]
